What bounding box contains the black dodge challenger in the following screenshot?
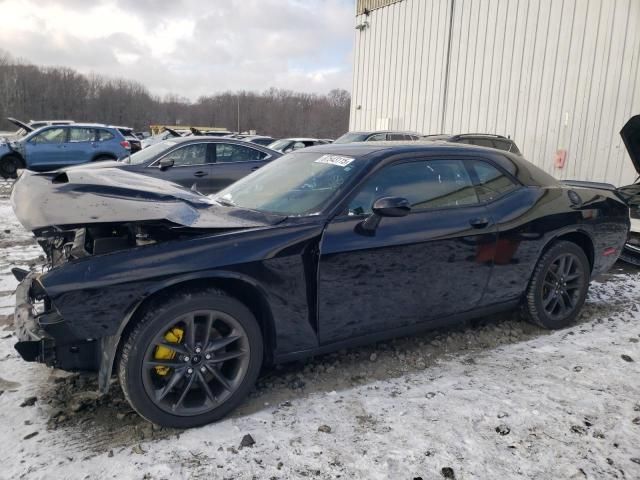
[10,136,635,428]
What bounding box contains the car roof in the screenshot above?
[129,136,280,164]
[305,140,522,169]
[349,130,421,135]
[277,137,322,142]
[423,133,512,141]
[35,123,120,129]
[158,135,278,147]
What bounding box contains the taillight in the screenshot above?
[120,140,131,150]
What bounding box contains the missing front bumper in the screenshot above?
[13,273,55,363]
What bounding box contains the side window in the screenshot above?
[469,160,519,202]
[97,129,115,141]
[387,133,405,141]
[366,133,387,141]
[469,138,494,148]
[31,128,66,144]
[69,127,95,143]
[216,143,267,162]
[348,160,479,215]
[163,143,208,166]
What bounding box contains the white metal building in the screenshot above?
[350,0,640,186]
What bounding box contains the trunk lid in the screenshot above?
[621,114,640,176]
[7,117,34,133]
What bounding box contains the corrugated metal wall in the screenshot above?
[350,0,640,186]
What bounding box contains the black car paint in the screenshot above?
[72,137,281,194]
[11,143,630,392]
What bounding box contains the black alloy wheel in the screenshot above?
[118,289,263,428]
[522,240,590,329]
[142,310,250,416]
[540,253,585,320]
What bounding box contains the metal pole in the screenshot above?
[237,95,240,134]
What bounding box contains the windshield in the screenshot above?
[267,139,291,151]
[214,151,368,216]
[333,132,368,144]
[127,140,177,164]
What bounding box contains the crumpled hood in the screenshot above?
[621,114,640,176]
[11,168,285,231]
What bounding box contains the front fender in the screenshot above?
[97,269,274,393]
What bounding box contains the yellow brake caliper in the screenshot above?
[154,327,184,376]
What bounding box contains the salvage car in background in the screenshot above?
[141,128,188,149]
[333,130,422,143]
[267,137,329,153]
[0,123,131,178]
[114,126,142,153]
[10,139,630,428]
[66,136,281,194]
[618,114,640,266]
[422,133,521,154]
[1,117,75,140]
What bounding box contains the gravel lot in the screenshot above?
[0,188,639,480]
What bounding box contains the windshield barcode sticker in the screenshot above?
[314,154,354,167]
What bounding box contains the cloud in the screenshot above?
[0,0,355,99]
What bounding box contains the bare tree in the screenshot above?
[0,54,350,138]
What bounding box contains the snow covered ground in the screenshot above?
[0,190,639,480]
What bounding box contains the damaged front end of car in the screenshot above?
[13,269,101,371]
[10,167,284,387]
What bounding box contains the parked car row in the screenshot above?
[9,115,638,429]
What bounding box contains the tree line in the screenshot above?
[0,52,351,139]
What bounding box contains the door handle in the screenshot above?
[251,166,262,171]
[194,171,207,177]
[469,217,491,229]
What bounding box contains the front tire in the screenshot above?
[0,154,25,179]
[522,241,590,329]
[117,288,263,428]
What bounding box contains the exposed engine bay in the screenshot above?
[34,222,229,268]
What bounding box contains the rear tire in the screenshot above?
[0,154,24,179]
[117,288,263,428]
[521,241,590,329]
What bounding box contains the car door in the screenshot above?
[317,158,498,344]
[209,142,270,192]
[23,127,69,169]
[146,142,213,192]
[64,127,97,165]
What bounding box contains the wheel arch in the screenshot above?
[541,229,595,272]
[99,271,276,393]
[91,152,117,162]
[1,151,25,162]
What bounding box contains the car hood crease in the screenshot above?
[11,168,285,231]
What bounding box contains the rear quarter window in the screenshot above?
[469,160,519,202]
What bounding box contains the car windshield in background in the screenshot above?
[214,151,368,216]
[333,132,368,144]
[267,139,291,151]
[127,140,177,165]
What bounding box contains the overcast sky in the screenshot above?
[0,0,355,99]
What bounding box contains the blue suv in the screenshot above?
[0,124,131,178]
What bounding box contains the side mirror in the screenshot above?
[372,196,411,217]
[357,196,411,235]
[159,158,174,171]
